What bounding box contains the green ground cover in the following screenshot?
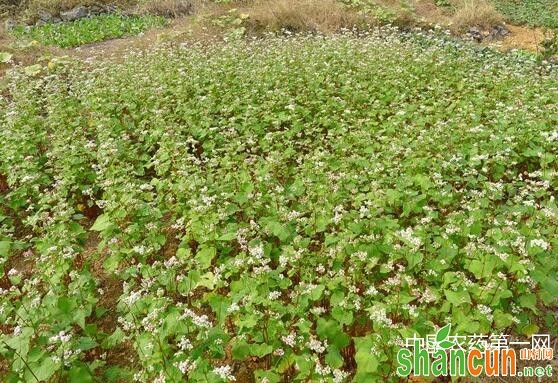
[11,14,167,48]
[492,0,558,28]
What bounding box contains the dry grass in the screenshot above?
[243,0,372,34]
[412,0,452,25]
[450,0,503,31]
[138,0,195,18]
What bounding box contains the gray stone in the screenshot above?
[4,18,16,31]
[88,5,105,15]
[467,27,483,42]
[60,6,89,22]
[38,10,54,22]
[488,25,509,41]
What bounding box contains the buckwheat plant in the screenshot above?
[1,27,557,382]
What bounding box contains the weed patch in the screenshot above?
[11,13,167,47]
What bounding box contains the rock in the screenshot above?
[467,27,483,42]
[488,25,509,41]
[38,10,54,23]
[102,5,118,13]
[88,5,106,16]
[4,18,16,31]
[60,6,89,22]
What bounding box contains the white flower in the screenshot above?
[7,268,19,277]
[306,337,327,354]
[177,359,196,374]
[133,245,147,255]
[333,369,349,383]
[268,291,281,300]
[249,244,264,260]
[365,286,378,296]
[477,304,493,322]
[530,238,549,251]
[49,330,71,344]
[212,365,236,381]
[281,332,297,347]
[369,307,392,327]
[315,360,331,375]
[227,302,240,313]
[153,371,166,383]
[181,308,212,328]
[397,227,422,249]
[178,337,193,351]
[286,210,301,220]
[123,290,143,306]
[164,256,179,268]
[352,251,367,261]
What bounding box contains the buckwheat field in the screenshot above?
[0,17,557,383]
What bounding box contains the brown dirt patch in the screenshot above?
[495,24,546,53]
[413,0,451,25]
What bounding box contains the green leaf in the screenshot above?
[232,341,251,360]
[255,370,280,383]
[34,357,57,381]
[520,323,539,336]
[69,365,93,383]
[309,284,325,301]
[75,337,97,351]
[468,259,485,279]
[0,240,11,257]
[445,289,471,306]
[0,52,12,63]
[196,246,216,270]
[208,294,229,323]
[354,336,378,375]
[251,343,273,358]
[518,294,538,313]
[91,214,111,231]
[217,231,236,241]
[436,323,451,343]
[331,306,353,326]
[104,366,132,383]
[325,346,344,369]
[103,328,124,349]
[493,310,514,328]
[316,318,349,349]
[406,252,423,270]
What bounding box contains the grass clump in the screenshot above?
[1,29,557,382]
[11,13,168,48]
[341,0,417,26]
[244,0,372,34]
[450,0,503,31]
[137,0,195,18]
